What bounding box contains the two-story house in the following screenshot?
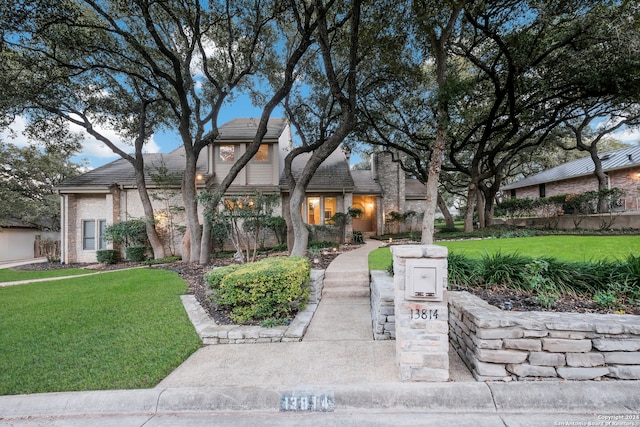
[57,118,426,263]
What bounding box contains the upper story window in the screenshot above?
[218,144,235,163]
[253,145,270,163]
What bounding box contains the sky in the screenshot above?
[0,93,280,169]
[1,98,639,170]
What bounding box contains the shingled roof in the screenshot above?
[502,145,640,190]
[280,149,355,192]
[351,170,382,194]
[57,147,206,190]
[218,118,288,141]
[405,179,427,199]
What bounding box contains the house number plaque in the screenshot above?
[280,392,334,412]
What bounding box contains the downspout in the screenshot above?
[59,191,66,265]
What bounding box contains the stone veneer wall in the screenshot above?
[370,270,395,340]
[449,291,640,381]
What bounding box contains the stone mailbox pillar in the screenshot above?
[392,245,449,382]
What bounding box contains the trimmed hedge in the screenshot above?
[126,246,147,262]
[96,250,119,264]
[205,257,311,323]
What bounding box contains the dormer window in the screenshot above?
[218,144,235,163]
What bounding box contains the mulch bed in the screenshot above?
[452,285,640,315]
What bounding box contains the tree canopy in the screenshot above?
[0,142,83,231]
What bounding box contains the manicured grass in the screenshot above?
[0,267,91,283]
[368,235,640,270]
[0,268,201,396]
[440,235,640,261]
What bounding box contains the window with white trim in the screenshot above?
[82,220,107,250]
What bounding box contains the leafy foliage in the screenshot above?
[125,246,147,262]
[96,249,120,265]
[205,257,311,323]
[0,143,82,231]
[104,219,148,248]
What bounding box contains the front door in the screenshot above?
[352,195,377,234]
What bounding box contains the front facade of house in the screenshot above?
[58,118,426,263]
[502,145,640,211]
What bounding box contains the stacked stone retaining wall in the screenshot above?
[370,270,395,340]
[449,291,640,381]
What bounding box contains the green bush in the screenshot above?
[126,246,148,262]
[104,219,148,247]
[308,240,338,250]
[205,257,311,323]
[96,250,120,264]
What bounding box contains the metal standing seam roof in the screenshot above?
[501,145,640,190]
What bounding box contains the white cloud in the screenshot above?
[611,127,640,144]
[1,115,161,167]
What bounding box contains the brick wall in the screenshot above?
[513,167,640,211]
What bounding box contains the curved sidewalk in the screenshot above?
[1,242,639,425]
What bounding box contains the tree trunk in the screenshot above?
[182,153,202,263]
[282,194,294,253]
[289,186,309,257]
[199,220,211,265]
[421,131,444,244]
[476,189,485,229]
[463,182,477,232]
[135,174,166,259]
[437,192,455,229]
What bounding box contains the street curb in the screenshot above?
[2,381,639,418]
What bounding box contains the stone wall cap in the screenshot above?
[391,244,448,258]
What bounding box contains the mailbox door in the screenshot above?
[405,259,445,301]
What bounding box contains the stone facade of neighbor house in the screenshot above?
[57,118,429,264]
[502,145,640,212]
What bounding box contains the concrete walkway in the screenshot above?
[1,242,639,426]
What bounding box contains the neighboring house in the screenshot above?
[57,118,426,263]
[0,220,59,262]
[502,145,640,210]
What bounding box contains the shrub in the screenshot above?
[448,252,476,288]
[96,250,120,264]
[308,240,337,250]
[104,219,148,247]
[205,257,311,323]
[126,246,148,262]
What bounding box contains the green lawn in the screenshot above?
[0,267,91,283]
[369,235,640,270]
[0,268,201,396]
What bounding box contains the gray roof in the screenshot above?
[405,179,427,199]
[351,170,382,194]
[218,118,288,141]
[502,145,640,190]
[280,149,354,192]
[58,147,206,189]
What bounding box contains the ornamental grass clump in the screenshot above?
[205,257,311,323]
